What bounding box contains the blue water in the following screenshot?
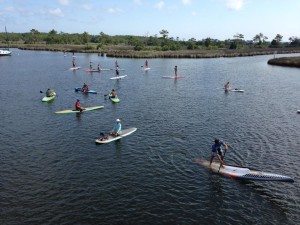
[1,49,299,225]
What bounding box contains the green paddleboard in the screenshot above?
[109,94,120,103]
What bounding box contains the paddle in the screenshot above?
[217,144,231,173]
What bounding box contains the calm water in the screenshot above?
[1,49,299,225]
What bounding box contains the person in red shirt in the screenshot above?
[75,99,84,112]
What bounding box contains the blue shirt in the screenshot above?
[113,122,122,133]
[212,141,225,152]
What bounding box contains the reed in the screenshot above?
[268,56,300,68]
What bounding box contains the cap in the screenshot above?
[116,118,121,122]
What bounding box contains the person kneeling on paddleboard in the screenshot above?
[75,99,84,112]
[81,83,89,93]
[110,89,117,98]
[111,119,122,136]
[46,88,55,97]
[210,138,228,167]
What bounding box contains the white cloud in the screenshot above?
[5,6,15,12]
[133,0,142,5]
[154,1,165,10]
[191,11,197,16]
[58,0,69,6]
[49,8,64,17]
[83,4,92,10]
[182,0,192,5]
[107,7,123,14]
[226,0,245,11]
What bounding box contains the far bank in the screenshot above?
[2,43,300,59]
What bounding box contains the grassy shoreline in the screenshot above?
[3,43,300,59]
[267,56,300,68]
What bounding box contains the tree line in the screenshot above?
[1,29,299,51]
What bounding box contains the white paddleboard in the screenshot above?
[95,127,137,144]
[162,76,184,79]
[55,106,104,114]
[110,75,127,80]
[230,89,244,92]
[69,66,81,70]
[195,158,294,182]
[85,69,100,72]
[100,68,112,71]
[144,67,151,71]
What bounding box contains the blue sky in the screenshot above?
[0,0,299,41]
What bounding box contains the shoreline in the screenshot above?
[3,44,300,59]
[267,56,300,68]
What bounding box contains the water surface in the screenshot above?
[1,49,299,225]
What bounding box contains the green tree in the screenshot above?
[81,31,90,44]
[289,36,300,47]
[270,34,283,48]
[159,29,169,39]
[204,38,211,47]
[274,34,283,43]
[253,33,268,46]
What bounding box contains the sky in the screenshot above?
[0,0,299,41]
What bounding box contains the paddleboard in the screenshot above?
[42,95,56,102]
[86,69,101,72]
[162,76,184,79]
[55,106,104,114]
[230,89,244,92]
[95,127,137,144]
[75,88,97,94]
[110,75,127,80]
[109,94,120,103]
[69,66,81,70]
[195,158,294,182]
[144,67,151,71]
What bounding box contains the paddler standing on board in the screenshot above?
[210,138,228,167]
[72,58,76,67]
[115,65,120,77]
[174,65,178,77]
[145,60,149,68]
[224,82,230,92]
